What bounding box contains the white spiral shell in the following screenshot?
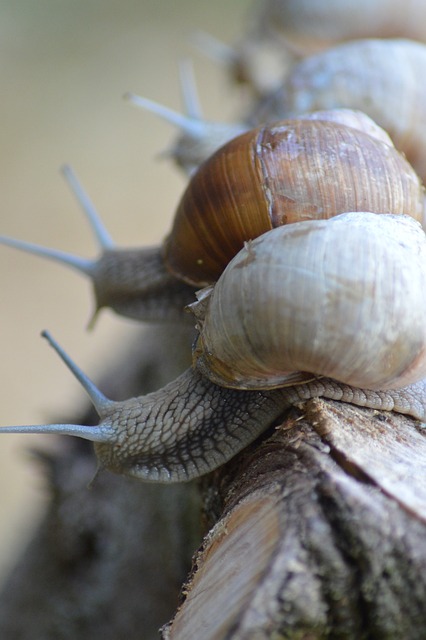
[193,212,426,391]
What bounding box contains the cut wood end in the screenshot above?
[164,491,281,640]
[304,399,426,523]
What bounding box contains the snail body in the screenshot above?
[2,213,426,482]
[1,115,423,320]
[253,39,426,181]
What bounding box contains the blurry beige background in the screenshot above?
[0,0,251,582]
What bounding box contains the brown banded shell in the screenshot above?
[298,109,394,147]
[163,118,425,286]
[192,212,426,391]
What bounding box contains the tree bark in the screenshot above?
[164,400,426,640]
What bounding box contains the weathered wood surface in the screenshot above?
[164,401,426,639]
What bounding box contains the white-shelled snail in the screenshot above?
[192,212,426,391]
[0,114,424,323]
[191,2,426,97]
[1,212,426,482]
[257,0,426,55]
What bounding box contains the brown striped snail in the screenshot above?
[1,212,426,482]
[0,114,424,323]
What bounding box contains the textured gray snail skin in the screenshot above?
[91,247,196,323]
[5,360,425,483]
[92,371,426,482]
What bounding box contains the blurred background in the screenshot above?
[0,0,252,583]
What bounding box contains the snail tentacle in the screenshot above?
[0,165,111,279]
[0,422,113,443]
[41,330,115,414]
[178,58,203,120]
[124,91,246,175]
[191,30,238,67]
[0,331,117,443]
[0,235,95,276]
[61,164,114,250]
[124,92,209,139]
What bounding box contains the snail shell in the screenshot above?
[259,0,426,54]
[163,118,425,286]
[297,109,394,147]
[192,212,426,391]
[253,39,426,181]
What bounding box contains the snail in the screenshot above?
[125,90,247,177]
[125,58,247,176]
[140,40,426,184]
[192,212,426,391]
[0,115,424,323]
[126,89,395,176]
[191,28,297,98]
[257,0,426,56]
[1,212,426,482]
[251,39,426,183]
[191,1,426,97]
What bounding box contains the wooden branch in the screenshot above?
[164,401,426,639]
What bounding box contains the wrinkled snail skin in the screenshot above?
[92,246,196,323]
[252,39,426,181]
[259,0,426,54]
[93,371,426,482]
